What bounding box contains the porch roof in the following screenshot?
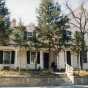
[0,46,17,51]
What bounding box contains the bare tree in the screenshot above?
[66,1,88,69]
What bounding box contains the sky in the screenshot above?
[6,0,88,26]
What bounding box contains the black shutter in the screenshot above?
[27,51,30,64]
[84,51,87,63]
[80,51,87,63]
[37,52,40,64]
[0,51,3,64]
[24,31,27,40]
[11,51,15,64]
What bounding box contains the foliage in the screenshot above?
[37,0,70,53]
[72,31,81,54]
[0,0,10,45]
[11,22,26,46]
[66,2,88,69]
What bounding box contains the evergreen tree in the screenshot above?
[37,0,69,69]
[0,0,10,45]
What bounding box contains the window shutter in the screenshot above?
[24,31,27,40]
[0,51,3,64]
[37,52,40,64]
[11,51,15,64]
[27,51,30,64]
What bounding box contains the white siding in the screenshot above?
[57,51,65,69]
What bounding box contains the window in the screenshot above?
[27,32,33,40]
[80,51,87,63]
[31,52,36,64]
[27,51,40,64]
[0,51,15,64]
[4,51,11,64]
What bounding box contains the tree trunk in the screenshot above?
[77,53,80,68]
[80,33,85,69]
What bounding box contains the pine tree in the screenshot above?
[37,0,69,69]
[0,0,10,45]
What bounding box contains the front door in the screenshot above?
[67,51,71,65]
[43,53,49,69]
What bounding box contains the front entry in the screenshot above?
[43,53,49,69]
[66,51,71,65]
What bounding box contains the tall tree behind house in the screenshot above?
[0,0,10,45]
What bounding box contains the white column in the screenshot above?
[15,50,18,68]
[57,54,59,69]
[40,51,44,69]
[87,51,88,62]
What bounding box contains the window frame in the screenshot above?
[27,51,40,64]
[27,32,33,40]
[0,51,15,64]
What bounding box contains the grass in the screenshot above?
[73,70,88,77]
[0,69,59,77]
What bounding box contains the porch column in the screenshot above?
[15,49,18,68]
[40,51,44,69]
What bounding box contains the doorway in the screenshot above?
[43,53,49,69]
[66,51,71,65]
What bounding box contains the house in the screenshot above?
[0,7,88,71]
[0,22,76,70]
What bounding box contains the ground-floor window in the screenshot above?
[80,51,87,63]
[27,51,40,64]
[0,51,15,64]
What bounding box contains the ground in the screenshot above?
[0,70,87,87]
[74,70,88,77]
[0,69,72,87]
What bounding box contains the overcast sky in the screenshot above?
[6,0,88,26]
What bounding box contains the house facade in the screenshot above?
[0,45,87,70]
[0,17,88,71]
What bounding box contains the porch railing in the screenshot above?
[65,64,74,84]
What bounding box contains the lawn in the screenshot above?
[73,70,88,77]
[0,69,59,77]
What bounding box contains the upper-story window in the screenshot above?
[27,32,33,40]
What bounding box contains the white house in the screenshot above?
[0,7,88,71]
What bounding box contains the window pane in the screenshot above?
[27,32,33,40]
[0,51,3,64]
[27,32,32,36]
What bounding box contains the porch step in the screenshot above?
[51,72,72,85]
